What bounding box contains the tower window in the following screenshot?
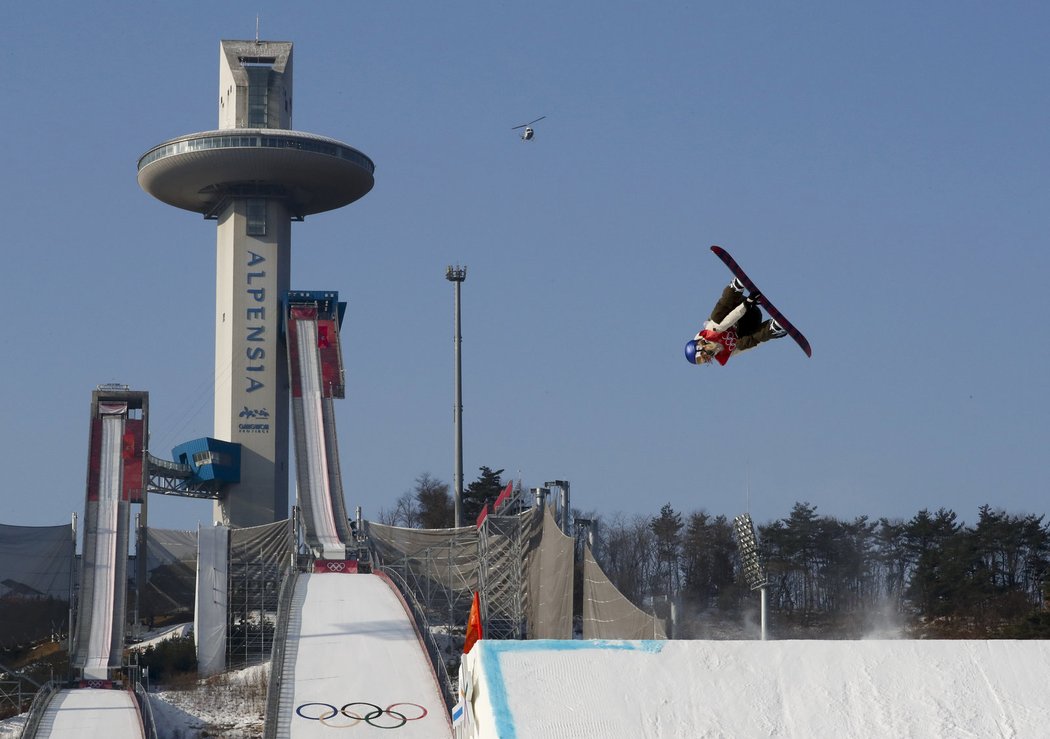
[247,199,267,236]
[246,65,271,127]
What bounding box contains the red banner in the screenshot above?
[313,559,358,574]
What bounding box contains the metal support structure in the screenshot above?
[573,517,594,563]
[544,480,570,535]
[145,454,223,499]
[446,265,467,527]
[760,584,768,642]
[478,514,525,640]
[69,512,77,655]
[366,527,479,644]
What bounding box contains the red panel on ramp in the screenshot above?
[316,318,344,398]
[312,559,359,574]
[122,419,144,502]
[87,419,102,502]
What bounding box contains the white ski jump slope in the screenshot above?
[34,689,143,739]
[462,638,1050,738]
[83,415,122,680]
[285,573,452,737]
[296,321,343,560]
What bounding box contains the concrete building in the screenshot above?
[137,40,374,526]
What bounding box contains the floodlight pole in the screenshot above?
[760,585,767,641]
[733,512,769,641]
[446,265,467,527]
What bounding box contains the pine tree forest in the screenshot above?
[588,501,1050,639]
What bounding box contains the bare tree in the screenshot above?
[415,472,454,529]
[377,491,420,528]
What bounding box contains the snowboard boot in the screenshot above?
[769,318,787,338]
[729,277,745,293]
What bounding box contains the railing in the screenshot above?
[375,565,457,713]
[145,453,192,475]
[18,680,59,739]
[133,681,159,739]
[145,453,225,499]
[138,130,376,174]
[262,565,299,739]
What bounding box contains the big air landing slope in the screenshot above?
[458,639,1050,738]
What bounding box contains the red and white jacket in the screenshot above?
[694,303,748,366]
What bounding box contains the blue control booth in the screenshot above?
[171,438,241,484]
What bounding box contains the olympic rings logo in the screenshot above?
[296,702,429,729]
[327,561,346,572]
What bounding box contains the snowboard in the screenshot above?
[710,245,812,357]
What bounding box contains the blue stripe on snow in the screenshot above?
[479,644,515,739]
[490,639,665,654]
[481,640,665,737]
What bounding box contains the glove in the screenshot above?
[745,292,762,306]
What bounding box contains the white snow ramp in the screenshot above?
[461,639,1050,738]
[33,689,144,739]
[281,572,451,737]
[82,414,123,680]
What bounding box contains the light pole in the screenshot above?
[733,512,769,641]
[446,265,467,527]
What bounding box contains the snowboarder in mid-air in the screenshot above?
[685,277,786,366]
[685,246,812,366]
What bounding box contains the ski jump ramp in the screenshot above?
[269,296,453,736]
[72,410,131,680]
[24,390,151,739]
[458,639,1050,738]
[271,572,452,737]
[30,689,144,739]
[287,295,353,561]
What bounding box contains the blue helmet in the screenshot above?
[684,340,698,364]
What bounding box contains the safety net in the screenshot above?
[523,506,574,638]
[0,522,73,646]
[142,527,198,622]
[582,543,667,639]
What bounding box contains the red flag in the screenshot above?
[464,591,483,654]
[493,482,514,512]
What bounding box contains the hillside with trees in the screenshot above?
[382,470,1050,638]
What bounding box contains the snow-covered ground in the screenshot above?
[127,623,192,650]
[148,663,268,739]
[0,715,24,739]
[0,664,268,739]
[8,636,1050,737]
[461,639,1050,738]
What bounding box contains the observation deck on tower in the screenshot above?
[137,39,374,220]
[137,129,374,219]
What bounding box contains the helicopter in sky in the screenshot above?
[512,116,546,141]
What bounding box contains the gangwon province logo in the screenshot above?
[239,406,270,433]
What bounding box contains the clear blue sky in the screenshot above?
[2,2,1047,533]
